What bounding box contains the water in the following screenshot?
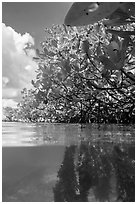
[2,122,135,202]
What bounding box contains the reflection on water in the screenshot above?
[2,122,135,202]
[2,122,135,146]
[54,142,135,202]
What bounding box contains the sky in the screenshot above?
[2,2,72,108]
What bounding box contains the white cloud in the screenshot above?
[2,99,18,108]
[2,23,38,107]
[24,65,33,71]
[2,77,9,87]
[2,88,19,99]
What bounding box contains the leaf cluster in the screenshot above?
[8,12,135,124]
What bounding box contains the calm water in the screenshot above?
[2,122,135,202]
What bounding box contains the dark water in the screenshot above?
[2,122,135,202]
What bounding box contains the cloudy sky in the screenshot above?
[2,2,72,108]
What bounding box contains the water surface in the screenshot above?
[2,122,135,202]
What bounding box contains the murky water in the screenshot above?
[2,122,135,202]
